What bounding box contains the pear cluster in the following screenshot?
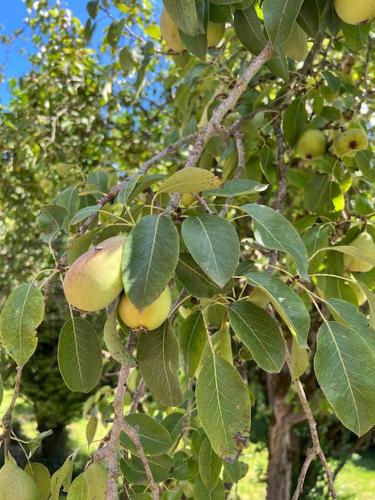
[296,127,369,160]
[160,7,225,53]
[63,236,171,331]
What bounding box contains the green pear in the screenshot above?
[333,128,368,158]
[0,462,39,500]
[334,0,375,25]
[63,236,125,312]
[207,22,225,48]
[160,8,224,52]
[160,8,186,53]
[180,193,197,207]
[283,24,308,62]
[344,232,375,273]
[296,129,326,159]
[118,287,171,331]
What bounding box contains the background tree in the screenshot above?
[0,0,374,499]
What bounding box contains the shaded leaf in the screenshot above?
[123,215,179,309]
[38,204,68,243]
[242,203,309,278]
[198,437,222,491]
[182,215,240,287]
[175,254,224,298]
[246,272,310,347]
[315,321,375,436]
[58,318,102,393]
[178,311,207,377]
[196,351,251,462]
[138,322,182,407]
[263,0,304,45]
[0,284,44,367]
[120,413,172,455]
[228,302,285,373]
[103,309,134,366]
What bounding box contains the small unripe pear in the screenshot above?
[180,193,197,207]
[283,24,308,62]
[296,129,326,159]
[160,8,185,53]
[63,236,125,312]
[207,22,225,48]
[333,128,368,158]
[0,462,39,500]
[334,0,375,25]
[118,287,171,331]
[344,232,375,273]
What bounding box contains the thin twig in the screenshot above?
[285,349,337,499]
[121,421,159,499]
[165,42,274,214]
[271,116,288,212]
[0,366,23,457]
[292,448,317,500]
[220,129,246,217]
[130,380,146,413]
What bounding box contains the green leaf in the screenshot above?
[121,454,173,484]
[234,6,266,55]
[181,215,240,287]
[179,311,207,377]
[38,204,68,243]
[117,175,139,204]
[315,321,375,436]
[228,302,285,373]
[242,204,309,279]
[342,23,370,51]
[290,338,308,380]
[87,0,99,19]
[50,456,74,500]
[0,374,3,408]
[66,473,88,500]
[67,228,101,265]
[25,463,50,500]
[198,437,222,491]
[120,413,172,455]
[123,215,179,309]
[137,322,182,407]
[103,309,134,366]
[297,0,320,37]
[84,463,108,500]
[196,351,251,462]
[159,167,221,193]
[304,175,344,215]
[69,205,99,226]
[357,283,375,329]
[326,298,369,330]
[355,151,375,183]
[58,318,102,393]
[316,245,375,269]
[246,272,310,347]
[180,31,207,60]
[194,476,225,499]
[85,416,98,448]
[0,283,44,367]
[175,254,224,298]
[204,179,268,197]
[263,0,304,45]
[55,187,80,222]
[282,98,308,147]
[163,0,205,36]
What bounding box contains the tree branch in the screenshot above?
[285,349,336,499]
[271,116,288,212]
[121,421,159,499]
[0,366,23,458]
[292,448,317,500]
[165,42,274,214]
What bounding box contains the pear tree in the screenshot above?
[0,1,375,499]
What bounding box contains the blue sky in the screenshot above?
[0,0,104,102]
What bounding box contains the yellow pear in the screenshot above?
[63,236,125,312]
[118,287,171,331]
[0,462,39,500]
[333,128,368,158]
[207,22,225,47]
[160,8,225,52]
[334,0,375,25]
[296,129,326,159]
[180,193,197,207]
[283,24,308,62]
[344,232,375,273]
[160,8,185,53]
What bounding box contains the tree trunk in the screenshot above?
[266,372,293,500]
